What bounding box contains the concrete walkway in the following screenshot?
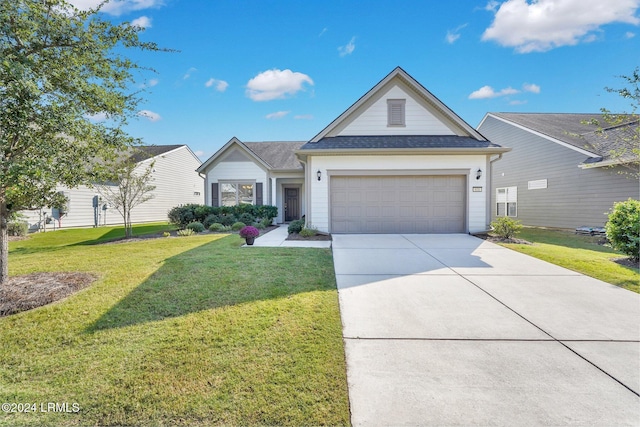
[249,224,332,248]
[333,234,640,426]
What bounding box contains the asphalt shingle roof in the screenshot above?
[491,113,638,163]
[300,135,501,150]
[244,141,305,170]
[128,144,185,163]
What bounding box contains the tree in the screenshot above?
[583,68,640,179]
[0,0,165,284]
[95,155,156,239]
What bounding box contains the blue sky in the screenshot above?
[73,0,640,160]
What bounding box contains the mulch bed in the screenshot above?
[472,233,532,245]
[0,272,96,317]
[286,232,332,241]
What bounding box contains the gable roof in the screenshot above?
[484,112,638,165]
[303,66,488,149]
[197,138,304,173]
[301,135,502,150]
[128,144,188,163]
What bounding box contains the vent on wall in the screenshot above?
[528,179,548,190]
[387,99,406,126]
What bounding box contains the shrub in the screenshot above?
[8,221,28,236]
[257,205,278,221]
[163,232,171,238]
[231,221,246,231]
[168,205,195,227]
[209,223,225,232]
[218,214,237,226]
[238,212,255,225]
[490,217,522,239]
[299,225,318,238]
[260,217,273,228]
[288,219,305,234]
[605,198,640,261]
[239,226,260,239]
[203,214,219,229]
[177,228,195,237]
[254,222,265,230]
[186,222,205,233]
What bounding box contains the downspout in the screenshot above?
[487,154,503,230]
[198,172,207,205]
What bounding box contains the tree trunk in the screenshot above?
[125,210,132,239]
[0,198,9,285]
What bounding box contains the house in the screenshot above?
[22,144,204,230]
[477,113,639,229]
[199,67,510,234]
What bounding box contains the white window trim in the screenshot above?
[220,181,256,206]
[496,186,518,217]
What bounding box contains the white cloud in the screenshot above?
[85,112,108,122]
[523,83,541,94]
[484,1,500,12]
[294,114,314,120]
[509,100,528,105]
[148,78,159,87]
[265,111,290,120]
[626,31,636,38]
[338,36,356,57]
[130,16,152,28]
[319,27,328,37]
[468,85,519,99]
[183,67,197,80]
[482,0,640,53]
[445,23,468,44]
[205,78,229,92]
[137,110,161,122]
[246,69,314,101]
[68,0,164,16]
[194,150,205,157]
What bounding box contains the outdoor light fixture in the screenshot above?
[476,168,482,180]
[317,170,322,181]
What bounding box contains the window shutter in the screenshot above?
[211,183,219,207]
[255,183,263,206]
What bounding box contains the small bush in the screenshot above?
[254,222,265,230]
[238,213,255,226]
[163,232,171,238]
[490,217,522,239]
[218,214,237,226]
[239,226,260,238]
[605,198,640,261]
[260,217,273,228]
[177,228,195,237]
[231,221,246,231]
[288,219,305,234]
[8,221,28,236]
[299,225,318,238]
[186,222,205,233]
[203,214,219,229]
[209,223,225,232]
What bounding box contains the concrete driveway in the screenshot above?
[333,234,640,426]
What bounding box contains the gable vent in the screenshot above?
[387,99,406,127]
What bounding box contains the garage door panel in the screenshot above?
[331,175,466,234]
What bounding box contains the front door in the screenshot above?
[284,187,299,222]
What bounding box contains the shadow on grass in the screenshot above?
[86,235,336,332]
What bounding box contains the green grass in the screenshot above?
[1,225,350,426]
[498,227,639,293]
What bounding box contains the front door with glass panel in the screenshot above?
[284,188,299,221]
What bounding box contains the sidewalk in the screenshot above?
[248,224,332,248]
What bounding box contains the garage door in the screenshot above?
[330,175,466,233]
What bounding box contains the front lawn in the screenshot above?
[1,225,350,426]
[498,227,639,293]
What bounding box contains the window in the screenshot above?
[496,186,517,217]
[221,182,254,206]
[387,99,406,126]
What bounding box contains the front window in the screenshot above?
[221,182,254,206]
[496,186,517,217]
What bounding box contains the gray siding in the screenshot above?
[480,116,639,229]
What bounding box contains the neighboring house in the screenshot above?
[478,113,639,229]
[200,67,510,234]
[22,144,204,230]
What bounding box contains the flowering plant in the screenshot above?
[239,225,260,238]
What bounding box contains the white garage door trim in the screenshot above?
[328,169,468,234]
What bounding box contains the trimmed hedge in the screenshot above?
[168,204,277,228]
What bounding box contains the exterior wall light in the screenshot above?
[476,168,482,180]
[317,170,322,181]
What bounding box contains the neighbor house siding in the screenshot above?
[309,154,489,233]
[21,146,204,230]
[481,115,639,228]
[334,84,456,136]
